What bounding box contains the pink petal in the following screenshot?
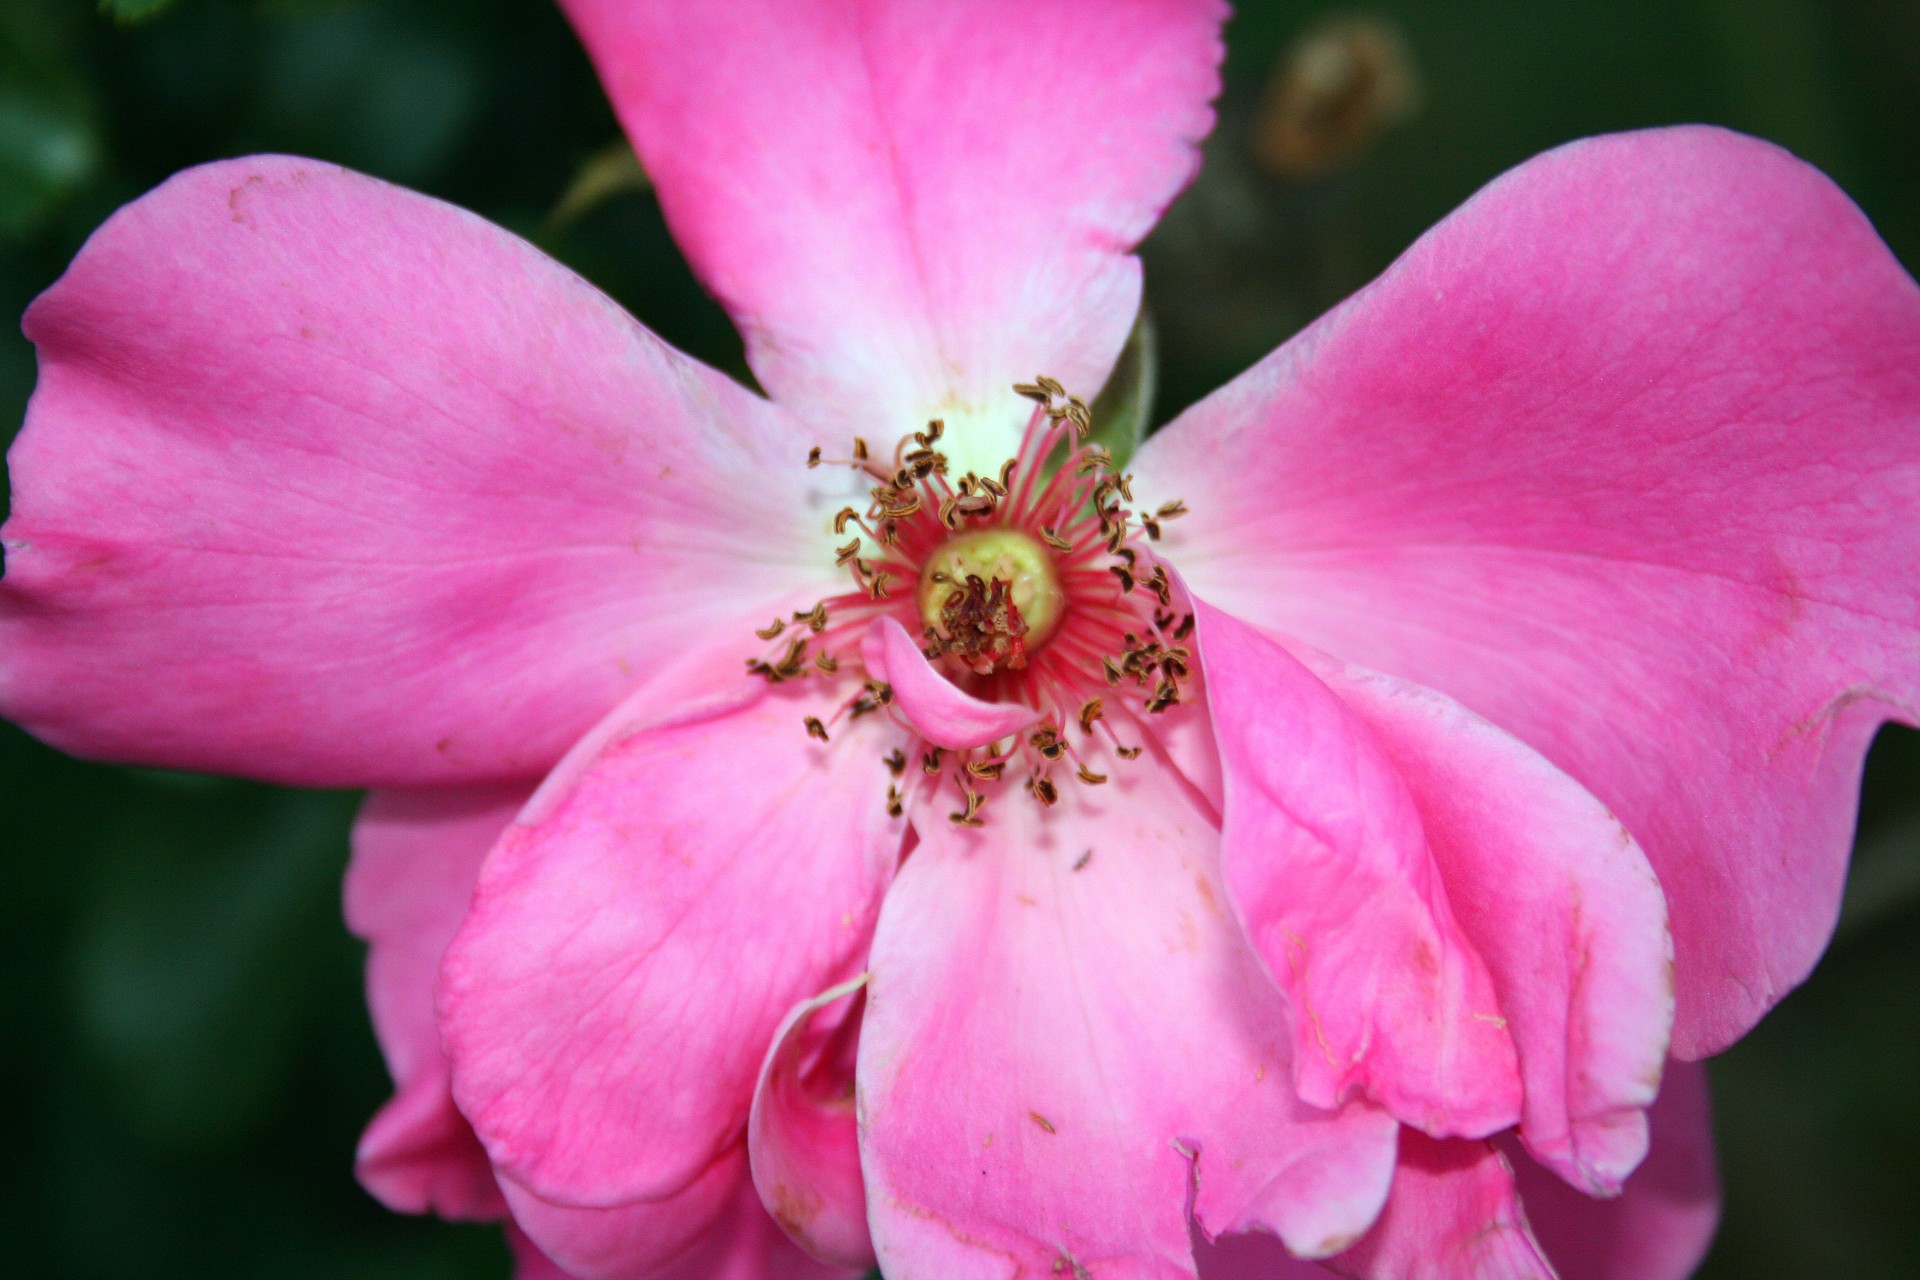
[748,978,873,1270]
[500,1148,743,1280]
[1513,1061,1720,1280]
[857,742,1398,1277]
[1326,1134,1554,1280]
[860,616,1040,750]
[440,685,905,1211]
[0,155,838,788]
[1193,1232,1331,1280]
[507,1223,575,1280]
[1137,126,1920,1058]
[557,0,1225,469]
[1189,601,1521,1137]
[1304,650,1673,1194]
[506,1153,857,1280]
[346,783,532,1221]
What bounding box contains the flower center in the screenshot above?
[748,378,1194,823]
[918,529,1065,674]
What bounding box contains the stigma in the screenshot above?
[749,378,1193,822]
[919,529,1065,674]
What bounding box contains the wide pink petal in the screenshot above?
[748,978,873,1270]
[558,0,1225,470]
[1326,1134,1554,1280]
[858,737,1398,1278]
[0,155,840,788]
[441,684,905,1210]
[345,783,532,1221]
[860,616,1040,750]
[1513,1061,1720,1280]
[1189,601,1521,1137]
[1138,126,1920,1058]
[1304,650,1673,1194]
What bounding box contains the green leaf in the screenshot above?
[1085,308,1159,468]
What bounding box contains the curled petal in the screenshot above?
[346,784,532,1221]
[1140,126,1920,1057]
[505,1150,854,1280]
[1189,600,1521,1137]
[1326,1134,1554,1280]
[861,616,1039,750]
[501,1149,739,1280]
[749,978,874,1270]
[507,1224,574,1280]
[0,156,837,787]
[858,742,1397,1278]
[1513,1061,1720,1280]
[1304,650,1673,1194]
[558,0,1226,471]
[441,686,905,1209]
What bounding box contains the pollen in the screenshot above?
[747,377,1194,824]
[918,529,1065,675]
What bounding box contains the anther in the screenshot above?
[1075,764,1108,786]
[807,446,823,468]
[804,717,830,742]
[1078,699,1104,734]
[950,788,986,827]
[883,748,907,776]
[755,619,786,640]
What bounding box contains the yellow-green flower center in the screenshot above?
[918,529,1065,673]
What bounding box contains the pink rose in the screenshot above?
[5,3,1916,1278]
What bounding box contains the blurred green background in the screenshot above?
[2,0,1918,1276]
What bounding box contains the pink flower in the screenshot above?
[4,1,1917,1277]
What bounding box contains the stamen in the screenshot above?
[756,374,1199,822]
[950,787,986,827]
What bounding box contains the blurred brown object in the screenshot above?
[1253,15,1420,180]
